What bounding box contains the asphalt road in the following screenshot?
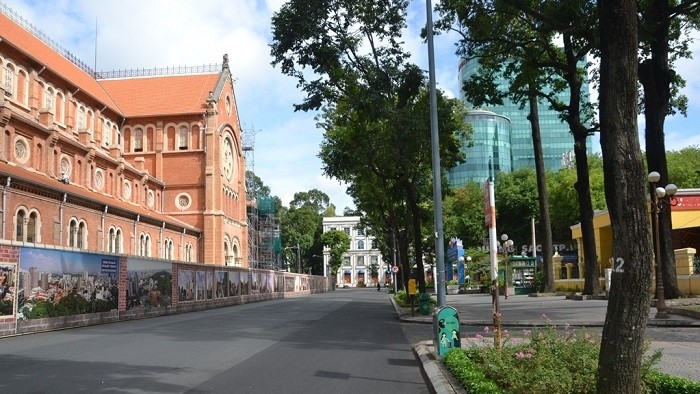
[0,290,429,394]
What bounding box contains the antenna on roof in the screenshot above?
[94,17,98,75]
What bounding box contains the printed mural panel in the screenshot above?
[0,264,17,316]
[126,259,172,311]
[178,270,195,302]
[18,247,119,320]
[251,272,260,294]
[240,271,249,295]
[215,271,228,298]
[196,271,206,301]
[228,271,240,296]
[206,271,213,300]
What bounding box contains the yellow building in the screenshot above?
[568,189,700,295]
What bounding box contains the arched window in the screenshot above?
[185,243,193,262]
[69,219,77,247]
[108,227,116,253]
[27,212,37,243]
[163,239,174,260]
[3,64,14,97]
[76,106,86,130]
[16,209,40,243]
[357,240,365,250]
[140,233,147,256]
[103,122,112,147]
[134,128,144,152]
[116,228,123,253]
[15,209,25,241]
[45,86,54,110]
[178,126,188,150]
[224,241,230,266]
[77,222,86,249]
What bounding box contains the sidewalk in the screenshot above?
[400,292,700,327]
[397,293,700,393]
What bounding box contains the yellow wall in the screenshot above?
[569,208,700,295]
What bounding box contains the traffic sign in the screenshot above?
[391,265,399,273]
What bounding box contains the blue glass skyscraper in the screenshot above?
[448,57,593,187]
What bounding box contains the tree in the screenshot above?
[547,155,606,242]
[667,146,700,188]
[639,0,700,299]
[245,170,271,197]
[279,189,331,273]
[434,0,599,293]
[597,0,653,390]
[321,229,351,277]
[443,182,486,247]
[271,0,469,292]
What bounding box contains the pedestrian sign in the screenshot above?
[434,306,461,356]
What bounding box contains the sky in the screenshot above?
[3,0,700,211]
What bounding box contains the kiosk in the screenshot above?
[509,255,537,295]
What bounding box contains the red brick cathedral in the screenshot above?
[0,10,247,266]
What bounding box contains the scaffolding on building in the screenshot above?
[244,126,280,270]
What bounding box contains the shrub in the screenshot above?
[442,321,700,394]
[357,280,366,288]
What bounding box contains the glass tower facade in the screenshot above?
[449,57,593,187]
[447,109,512,186]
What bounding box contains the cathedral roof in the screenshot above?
[98,73,220,117]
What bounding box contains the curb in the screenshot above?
[413,341,466,394]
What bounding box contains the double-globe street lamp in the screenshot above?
[457,255,472,286]
[648,171,677,319]
[500,234,514,299]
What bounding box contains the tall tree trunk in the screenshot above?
[639,0,682,299]
[597,0,651,392]
[573,134,600,295]
[527,91,555,292]
[561,34,601,296]
[405,182,426,293]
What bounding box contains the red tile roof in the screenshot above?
[98,74,219,117]
[1,12,219,119]
[0,12,119,111]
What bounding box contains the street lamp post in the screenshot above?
[285,243,301,274]
[466,256,472,287]
[648,171,677,319]
[500,234,514,299]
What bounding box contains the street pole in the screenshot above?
[487,177,502,348]
[296,242,301,274]
[426,0,446,308]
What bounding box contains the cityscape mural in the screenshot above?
[126,259,172,310]
[18,247,119,319]
[0,264,16,316]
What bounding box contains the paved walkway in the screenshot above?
[396,293,700,393]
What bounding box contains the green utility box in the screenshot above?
[434,306,461,356]
[419,293,431,316]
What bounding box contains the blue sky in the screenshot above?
[4,0,700,211]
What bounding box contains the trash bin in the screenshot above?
[419,293,431,316]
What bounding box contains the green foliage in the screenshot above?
[280,189,331,272]
[443,181,486,247]
[0,299,12,315]
[22,290,118,319]
[443,350,502,394]
[494,168,539,239]
[643,370,700,393]
[443,324,699,393]
[357,280,366,288]
[320,229,350,275]
[667,146,700,188]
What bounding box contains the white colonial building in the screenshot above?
[322,216,390,287]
